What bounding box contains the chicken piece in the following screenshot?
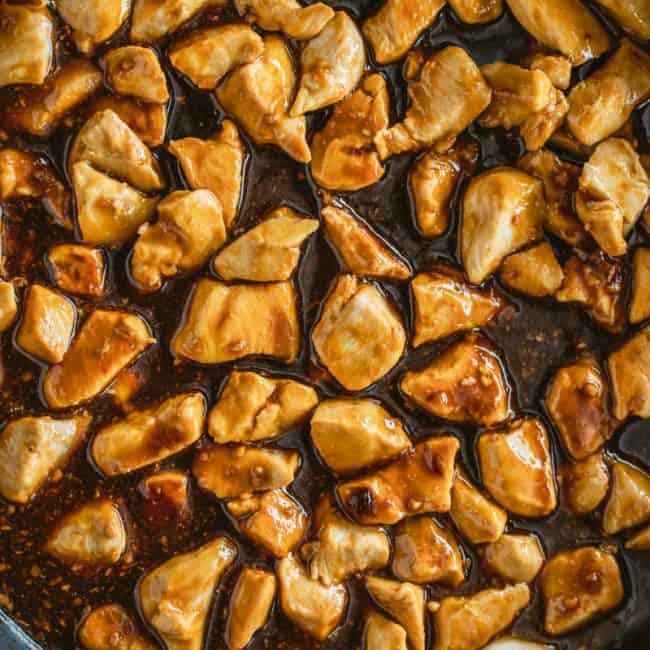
[291,12,364,116]
[78,604,156,650]
[217,35,310,163]
[375,46,491,159]
[448,0,504,23]
[480,534,545,583]
[483,639,552,650]
[540,546,623,635]
[609,325,650,419]
[226,568,276,649]
[401,334,511,426]
[499,243,564,297]
[16,285,75,364]
[214,207,318,282]
[594,0,650,39]
[432,583,531,650]
[209,370,317,444]
[311,274,406,391]
[393,516,464,586]
[169,24,263,90]
[338,437,459,525]
[310,74,389,192]
[46,499,126,567]
[48,244,105,297]
[321,203,410,280]
[626,525,650,551]
[545,353,615,460]
[524,53,572,90]
[277,554,347,642]
[521,87,569,152]
[138,470,191,528]
[411,265,505,346]
[567,40,650,146]
[43,309,154,409]
[461,167,544,284]
[603,461,650,535]
[0,415,90,503]
[478,417,557,517]
[364,610,408,650]
[104,46,169,104]
[139,537,237,650]
[409,142,479,238]
[0,282,17,334]
[171,278,300,364]
[91,392,206,476]
[310,398,411,475]
[559,454,609,516]
[631,248,650,324]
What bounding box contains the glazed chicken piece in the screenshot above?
[626,525,650,551]
[375,46,491,159]
[594,0,650,39]
[338,437,459,525]
[0,415,90,503]
[217,35,310,163]
[401,334,511,426]
[478,417,557,517]
[523,53,572,90]
[104,46,169,104]
[609,325,650,419]
[559,454,609,516]
[48,244,105,297]
[321,203,410,280]
[364,610,407,650]
[309,398,411,475]
[603,462,650,535]
[0,282,17,334]
[78,604,156,650]
[213,207,318,282]
[171,278,300,364]
[139,537,237,650]
[448,0,504,24]
[540,546,623,635]
[277,554,348,642]
[631,248,650,324]
[499,243,564,297]
[138,470,191,528]
[479,534,545,583]
[209,370,317,444]
[16,285,76,364]
[461,167,544,284]
[312,274,406,391]
[91,392,206,476]
[43,309,154,409]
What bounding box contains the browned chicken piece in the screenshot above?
[0,282,17,334]
[499,243,564,297]
[524,53,572,90]
[412,265,505,346]
[375,46,491,159]
[217,35,310,163]
[169,24,263,90]
[545,353,615,460]
[409,142,479,238]
[209,370,317,444]
[432,583,531,650]
[43,309,154,409]
[277,554,348,642]
[603,461,650,535]
[171,278,300,364]
[559,454,609,516]
[104,46,169,104]
[609,325,650,419]
[461,167,544,283]
[109,364,149,412]
[626,525,650,551]
[0,415,90,503]
[392,516,464,586]
[78,604,156,650]
[48,244,105,297]
[91,392,206,476]
[448,0,504,24]
[226,567,276,649]
[364,610,408,650]
[312,274,406,391]
[567,40,650,146]
[213,207,318,282]
[401,334,511,426]
[594,0,650,39]
[363,0,445,64]
[311,74,389,192]
[310,398,411,475]
[16,285,76,364]
[631,248,650,323]
[321,202,411,280]
[478,417,557,517]
[338,437,459,525]
[138,470,191,528]
[540,546,623,635]
[520,87,569,152]
[139,537,237,650]
[131,190,226,292]
[479,534,545,583]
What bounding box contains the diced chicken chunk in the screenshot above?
[594,0,650,39]
[364,610,408,650]
[499,243,563,297]
[483,639,552,650]
[104,46,169,104]
[631,247,650,324]
[48,244,105,296]
[559,454,609,516]
[480,534,545,583]
[78,604,156,650]
[0,281,17,334]
[448,0,504,24]
[524,53,572,90]
[609,325,650,419]
[138,470,191,528]
[603,461,650,535]
[626,525,650,551]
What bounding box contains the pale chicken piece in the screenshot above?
[603,462,650,535]
[479,534,545,583]
[626,525,650,551]
[400,334,511,426]
[0,281,17,334]
[483,639,552,650]
[411,265,505,346]
[139,537,237,650]
[48,244,105,297]
[277,554,348,642]
[171,279,300,364]
[540,546,623,635]
[364,610,408,650]
[311,274,406,391]
[16,285,75,364]
[104,46,169,104]
[461,167,544,284]
[559,453,609,516]
[375,46,491,159]
[78,604,156,650]
[310,398,411,475]
[498,243,564,297]
[43,309,154,409]
[609,325,650,419]
[338,437,459,525]
[169,24,263,90]
[448,0,504,24]
[138,470,191,528]
[214,207,318,282]
[321,203,410,280]
[91,392,206,476]
[217,35,310,163]
[594,0,650,39]
[0,415,90,503]
[46,499,126,567]
[524,53,572,90]
[291,12,364,116]
[631,248,650,324]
